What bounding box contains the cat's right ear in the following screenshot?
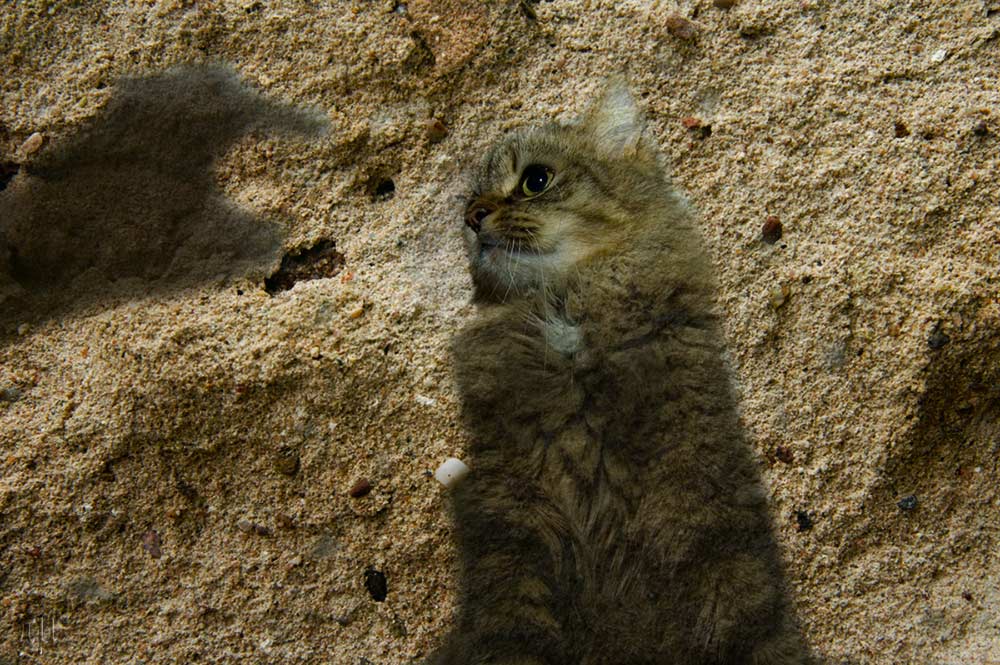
[581,77,651,160]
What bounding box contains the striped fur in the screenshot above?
[430,81,810,665]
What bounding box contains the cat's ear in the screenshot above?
[581,77,650,159]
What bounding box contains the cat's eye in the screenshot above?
[519,164,553,198]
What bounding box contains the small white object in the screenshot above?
[415,394,437,407]
[434,457,470,488]
[543,315,582,355]
[930,48,947,64]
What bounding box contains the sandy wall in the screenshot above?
[1,1,998,663]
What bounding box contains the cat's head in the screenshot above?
[462,78,672,303]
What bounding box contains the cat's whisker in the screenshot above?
[510,241,527,298]
[500,239,517,302]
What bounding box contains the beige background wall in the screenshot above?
[1,1,998,663]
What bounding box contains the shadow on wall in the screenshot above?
[0,64,327,327]
[844,323,1000,568]
[882,334,1000,511]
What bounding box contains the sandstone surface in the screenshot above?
[1,2,998,663]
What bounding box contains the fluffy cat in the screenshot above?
[430,80,810,665]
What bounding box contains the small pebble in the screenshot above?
[349,478,372,498]
[364,567,388,602]
[142,530,162,559]
[19,132,44,155]
[434,457,470,488]
[426,118,448,143]
[680,116,711,139]
[665,14,698,41]
[795,510,813,532]
[930,48,948,64]
[768,284,790,309]
[897,494,918,511]
[761,216,783,244]
[414,394,437,407]
[927,326,950,350]
[237,518,254,533]
[0,387,22,402]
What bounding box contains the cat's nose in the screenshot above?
[465,202,497,233]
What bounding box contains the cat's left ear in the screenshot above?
[582,77,654,160]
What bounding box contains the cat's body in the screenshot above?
[431,81,808,665]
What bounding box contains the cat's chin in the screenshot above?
[468,239,593,303]
[469,266,533,303]
[469,259,548,303]
[470,237,547,271]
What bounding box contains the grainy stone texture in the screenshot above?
[1,1,998,663]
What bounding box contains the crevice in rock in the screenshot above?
[366,174,396,202]
[264,239,345,294]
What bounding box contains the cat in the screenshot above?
[429,79,810,665]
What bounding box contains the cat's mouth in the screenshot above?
[470,233,563,301]
[477,236,548,258]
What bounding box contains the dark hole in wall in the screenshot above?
[364,567,387,602]
[369,177,396,201]
[794,510,813,532]
[0,162,18,191]
[264,239,345,294]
